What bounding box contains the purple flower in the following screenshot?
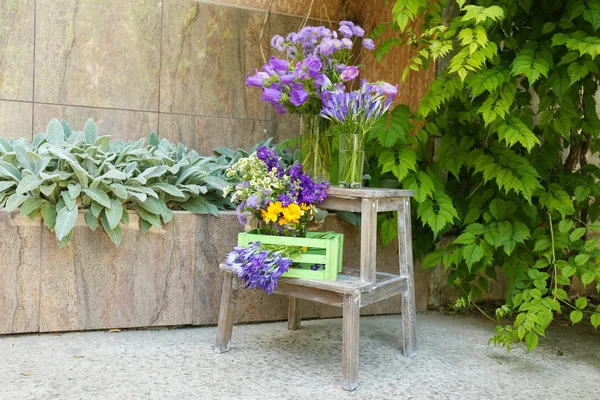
[246,195,260,209]
[261,87,282,103]
[269,56,289,72]
[290,88,309,106]
[335,63,347,73]
[271,35,285,52]
[304,55,322,77]
[341,38,353,49]
[314,74,332,90]
[246,74,265,87]
[353,25,365,37]
[339,25,353,38]
[236,202,247,225]
[274,104,288,115]
[294,62,308,79]
[377,81,399,97]
[331,39,343,51]
[280,74,296,84]
[340,21,355,29]
[278,193,293,207]
[340,66,359,81]
[362,38,375,50]
[286,32,296,41]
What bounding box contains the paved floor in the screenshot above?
[0,312,598,400]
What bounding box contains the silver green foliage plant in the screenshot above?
[0,118,232,246]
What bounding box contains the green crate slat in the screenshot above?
[237,229,344,282]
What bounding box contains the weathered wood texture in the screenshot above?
[360,198,378,282]
[342,294,360,391]
[214,272,239,354]
[288,297,301,330]
[398,198,418,356]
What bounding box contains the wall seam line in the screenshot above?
[31,0,38,141]
[157,0,165,134]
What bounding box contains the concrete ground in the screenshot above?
[0,312,598,400]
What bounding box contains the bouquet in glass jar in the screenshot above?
[224,146,329,236]
[320,80,399,188]
[245,22,376,182]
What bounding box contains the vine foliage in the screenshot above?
[368,0,600,351]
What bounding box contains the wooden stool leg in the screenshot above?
[214,272,238,354]
[288,297,301,330]
[342,294,360,391]
[398,199,417,357]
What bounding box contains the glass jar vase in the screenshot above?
[300,115,332,183]
[338,133,365,189]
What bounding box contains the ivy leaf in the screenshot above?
[570,310,583,324]
[380,217,398,247]
[462,243,484,270]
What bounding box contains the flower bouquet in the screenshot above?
[245,21,376,183]
[224,146,343,293]
[321,80,398,188]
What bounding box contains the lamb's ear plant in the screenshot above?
[0,118,232,246]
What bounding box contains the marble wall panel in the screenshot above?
[0,100,33,140]
[33,104,158,141]
[0,0,34,101]
[34,0,161,110]
[0,212,41,334]
[39,212,196,332]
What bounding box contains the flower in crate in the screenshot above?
[224,146,328,236]
[226,241,293,294]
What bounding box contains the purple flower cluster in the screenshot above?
[256,145,282,173]
[245,22,376,116]
[288,162,329,205]
[320,80,398,129]
[226,241,292,294]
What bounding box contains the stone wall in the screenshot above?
[1,211,435,334]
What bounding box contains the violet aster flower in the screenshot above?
[340,66,359,81]
[341,38,353,49]
[335,63,347,73]
[339,25,353,38]
[362,38,375,50]
[261,87,282,103]
[236,202,247,225]
[246,195,260,209]
[271,34,285,51]
[353,25,365,37]
[340,21,355,29]
[290,88,309,106]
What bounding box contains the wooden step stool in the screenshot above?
[214,187,417,391]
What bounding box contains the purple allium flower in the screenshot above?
[261,87,282,103]
[340,66,359,81]
[269,56,289,72]
[353,25,365,37]
[339,25,354,38]
[362,38,375,50]
[290,88,309,106]
[341,38,353,49]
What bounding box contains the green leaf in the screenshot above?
[570,227,587,241]
[16,175,42,195]
[575,297,588,310]
[55,206,78,241]
[575,254,590,266]
[101,214,122,246]
[67,183,81,199]
[379,146,417,182]
[83,188,112,208]
[591,313,600,329]
[422,250,444,269]
[148,131,159,147]
[84,118,98,145]
[582,271,595,285]
[489,198,506,220]
[567,62,589,83]
[559,218,573,233]
[133,206,162,227]
[85,211,98,232]
[20,197,45,217]
[5,193,28,211]
[371,105,411,147]
[46,119,65,145]
[380,217,398,247]
[40,203,57,230]
[525,332,539,352]
[570,310,583,324]
[497,118,540,151]
[105,199,123,229]
[462,244,484,270]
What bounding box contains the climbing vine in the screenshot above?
[367,0,600,351]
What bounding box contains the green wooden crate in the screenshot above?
[237,229,344,281]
